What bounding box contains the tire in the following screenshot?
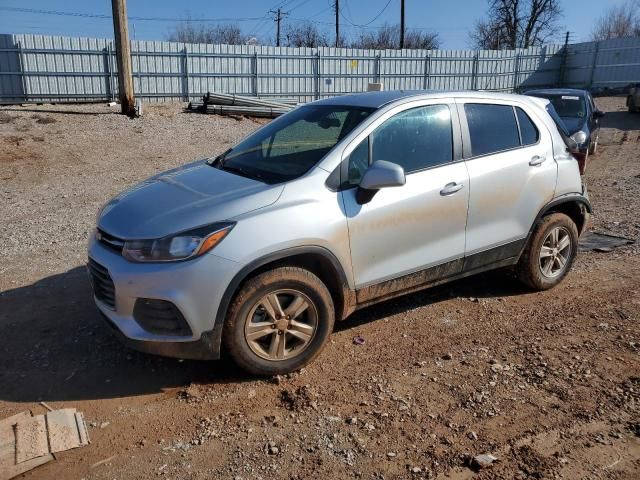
[222,266,335,376]
[516,213,579,291]
[588,138,598,155]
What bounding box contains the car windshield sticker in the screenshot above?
[561,96,580,100]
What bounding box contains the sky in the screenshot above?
[0,0,630,48]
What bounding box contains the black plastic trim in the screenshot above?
[101,312,221,360]
[463,239,527,271]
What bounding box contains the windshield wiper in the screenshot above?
[216,163,263,181]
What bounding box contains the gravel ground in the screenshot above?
[0,98,639,480]
[0,103,263,288]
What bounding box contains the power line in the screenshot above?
[0,6,264,23]
[338,0,393,27]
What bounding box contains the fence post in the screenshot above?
[108,42,116,101]
[253,52,259,97]
[558,32,570,87]
[17,41,28,102]
[423,54,430,90]
[375,53,381,83]
[315,50,321,100]
[588,41,600,88]
[182,46,189,102]
[472,51,479,90]
[512,52,520,93]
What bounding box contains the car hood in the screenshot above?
[98,160,283,239]
[560,116,586,135]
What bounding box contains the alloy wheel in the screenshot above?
[539,226,572,278]
[244,289,318,361]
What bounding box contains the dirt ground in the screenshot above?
[0,97,639,480]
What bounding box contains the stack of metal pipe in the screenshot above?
[188,92,296,118]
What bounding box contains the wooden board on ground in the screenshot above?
[15,414,49,463]
[0,408,89,480]
[0,411,53,480]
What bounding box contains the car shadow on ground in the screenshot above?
[600,111,640,131]
[0,265,527,403]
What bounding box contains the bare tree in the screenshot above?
[351,24,440,50]
[283,22,329,48]
[470,0,562,49]
[167,22,247,45]
[591,1,640,41]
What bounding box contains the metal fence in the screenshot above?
[0,33,639,104]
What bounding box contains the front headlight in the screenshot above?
[122,222,235,262]
[570,131,587,146]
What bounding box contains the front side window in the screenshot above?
[465,103,520,157]
[370,104,453,174]
[214,105,373,184]
[347,137,369,185]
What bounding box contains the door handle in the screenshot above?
[529,155,546,166]
[440,182,464,196]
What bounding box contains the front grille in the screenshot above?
[96,229,125,253]
[133,299,192,336]
[88,258,116,309]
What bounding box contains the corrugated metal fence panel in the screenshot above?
[565,37,640,88]
[1,33,639,103]
[0,34,23,101]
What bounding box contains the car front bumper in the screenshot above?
[87,233,241,359]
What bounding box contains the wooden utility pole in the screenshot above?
[111,0,135,116]
[335,0,340,47]
[270,8,286,47]
[400,0,405,49]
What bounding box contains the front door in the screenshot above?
[340,103,469,299]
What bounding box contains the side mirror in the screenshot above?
[356,160,406,204]
[594,110,605,119]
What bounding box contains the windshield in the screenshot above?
[533,94,586,119]
[212,105,374,184]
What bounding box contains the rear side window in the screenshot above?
[464,104,520,157]
[371,104,453,173]
[515,107,539,146]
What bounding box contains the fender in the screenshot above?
[535,193,592,224]
[518,193,592,259]
[205,245,351,357]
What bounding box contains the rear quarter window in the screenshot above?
[515,107,539,146]
[464,104,520,157]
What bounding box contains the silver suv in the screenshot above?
[88,91,591,375]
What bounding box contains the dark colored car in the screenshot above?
[525,89,605,158]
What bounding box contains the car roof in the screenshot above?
[525,88,588,97]
[312,89,546,109]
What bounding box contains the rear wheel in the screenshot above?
[223,267,334,376]
[516,213,578,290]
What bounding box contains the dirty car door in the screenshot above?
[340,102,469,298]
[459,101,557,268]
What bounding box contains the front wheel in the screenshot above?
[223,266,335,376]
[516,213,579,291]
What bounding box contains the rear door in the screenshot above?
[341,101,469,294]
[458,100,557,269]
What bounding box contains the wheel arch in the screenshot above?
[534,194,592,236]
[214,246,354,339]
